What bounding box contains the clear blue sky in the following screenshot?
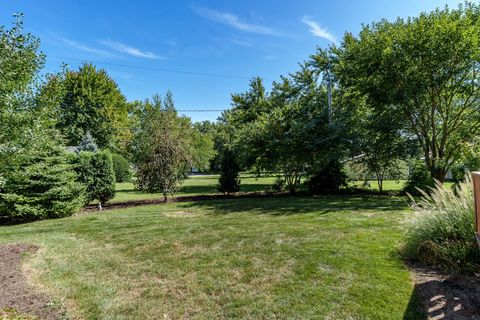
[1,0,465,122]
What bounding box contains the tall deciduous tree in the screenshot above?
[336,3,480,182]
[38,63,129,150]
[0,14,44,109]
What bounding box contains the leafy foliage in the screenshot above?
[305,160,348,194]
[111,153,132,183]
[217,149,240,195]
[403,160,435,196]
[229,65,349,193]
[336,3,480,181]
[131,95,193,200]
[0,14,44,109]
[38,63,129,150]
[404,175,480,273]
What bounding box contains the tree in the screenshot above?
[73,150,116,209]
[0,115,85,222]
[131,95,193,200]
[0,15,85,222]
[190,129,215,172]
[38,63,129,150]
[111,153,132,183]
[0,14,44,109]
[217,149,240,195]
[336,3,480,182]
[230,65,347,193]
[356,107,416,192]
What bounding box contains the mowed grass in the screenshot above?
[0,195,421,319]
[113,174,278,203]
[114,175,454,204]
[349,180,454,192]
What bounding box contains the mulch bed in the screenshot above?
[409,265,480,320]
[0,244,62,320]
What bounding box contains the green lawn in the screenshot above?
[114,175,454,204]
[113,174,278,203]
[349,179,454,192]
[0,195,421,319]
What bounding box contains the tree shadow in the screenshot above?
[184,194,409,216]
[403,269,480,320]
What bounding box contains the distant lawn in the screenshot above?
[0,195,421,319]
[349,179,454,192]
[113,174,278,203]
[114,176,454,204]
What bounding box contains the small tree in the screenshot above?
[111,153,132,183]
[217,149,240,195]
[132,95,193,201]
[305,160,347,194]
[74,150,115,209]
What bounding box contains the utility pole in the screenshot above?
[326,70,332,121]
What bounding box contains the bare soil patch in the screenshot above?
[0,244,62,320]
[409,265,480,320]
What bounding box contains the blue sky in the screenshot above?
[1,0,465,121]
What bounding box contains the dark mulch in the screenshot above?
[408,265,480,320]
[0,244,62,320]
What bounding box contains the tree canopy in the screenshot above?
[335,3,480,181]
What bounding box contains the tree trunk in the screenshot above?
[430,166,446,183]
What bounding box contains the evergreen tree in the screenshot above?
[217,149,240,195]
[77,131,98,152]
[73,150,116,209]
[0,144,85,222]
[111,153,132,183]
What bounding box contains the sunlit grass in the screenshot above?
[113,174,278,203]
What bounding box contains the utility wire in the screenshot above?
[48,55,273,81]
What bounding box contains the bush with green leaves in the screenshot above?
[72,150,115,208]
[305,160,348,194]
[404,175,480,274]
[111,153,132,183]
[0,144,85,222]
[217,149,240,195]
[403,160,435,195]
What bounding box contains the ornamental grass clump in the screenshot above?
[404,175,480,274]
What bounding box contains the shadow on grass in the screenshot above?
[403,273,480,320]
[117,183,275,194]
[184,194,409,216]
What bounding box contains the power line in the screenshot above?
[48,55,272,81]
[176,109,225,112]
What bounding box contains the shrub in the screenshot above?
[403,160,435,195]
[272,176,285,192]
[0,147,85,222]
[73,150,115,208]
[305,160,347,194]
[112,153,132,183]
[403,175,480,273]
[217,149,240,195]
